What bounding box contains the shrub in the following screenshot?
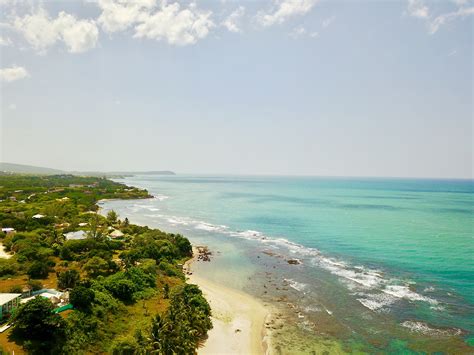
[57,269,80,290]
[0,259,17,277]
[70,286,95,311]
[28,280,43,291]
[83,256,109,277]
[9,285,23,293]
[27,260,50,279]
[110,336,138,355]
[158,261,180,277]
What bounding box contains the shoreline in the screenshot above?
[185,247,270,355]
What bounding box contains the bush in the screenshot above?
[28,280,43,291]
[0,259,17,277]
[83,256,109,277]
[158,261,180,277]
[57,269,80,290]
[110,336,138,355]
[9,285,23,293]
[27,260,50,279]
[70,286,95,311]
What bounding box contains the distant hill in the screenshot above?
[0,162,65,175]
[0,162,175,176]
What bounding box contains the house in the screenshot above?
[0,293,21,320]
[109,230,124,238]
[32,214,45,219]
[1,228,15,233]
[63,230,87,240]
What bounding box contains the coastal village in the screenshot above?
[0,173,212,354]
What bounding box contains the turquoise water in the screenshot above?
[103,175,474,352]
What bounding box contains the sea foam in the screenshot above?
[131,208,441,315]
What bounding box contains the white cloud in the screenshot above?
[8,103,16,110]
[0,66,29,82]
[290,25,318,39]
[322,15,336,28]
[290,25,306,37]
[134,2,214,46]
[96,0,214,45]
[407,0,429,19]
[13,8,99,53]
[406,0,473,34]
[429,6,474,34]
[55,13,100,53]
[98,0,156,33]
[447,49,457,56]
[222,6,245,33]
[257,0,318,27]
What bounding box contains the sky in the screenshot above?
[0,0,472,178]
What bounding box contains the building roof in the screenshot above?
[1,228,15,233]
[110,230,124,238]
[0,293,21,305]
[63,230,87,240]
[32,214,45,219]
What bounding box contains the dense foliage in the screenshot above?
[11,297,65,353]
[0,174,211,354]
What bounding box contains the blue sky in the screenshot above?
[0,0,472,178]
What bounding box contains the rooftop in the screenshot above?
[0,293,21,305]
[63,230,87,240]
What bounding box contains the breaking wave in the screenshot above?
[121,209,442,315]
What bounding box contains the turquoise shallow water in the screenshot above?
[102,175,474,351]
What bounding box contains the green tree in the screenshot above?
[12,296,65,342]
[83,256,109,277]
[123,217,129,227]
[57,269,80,289]
[27,260,50,279]
[70,286,95,311]
[107,210,118,225]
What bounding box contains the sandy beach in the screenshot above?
[185,249,269,355]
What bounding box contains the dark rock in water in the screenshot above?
[196,246,212,262]
[287,259,301,265]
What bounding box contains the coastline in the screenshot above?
[99,184,474,354]
[184,247,270,355]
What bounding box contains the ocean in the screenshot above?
[101,175,474,353]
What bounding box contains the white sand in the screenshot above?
[185,257,269,355]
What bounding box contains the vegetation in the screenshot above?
[0,174,211,354]
[11,297,65,353]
